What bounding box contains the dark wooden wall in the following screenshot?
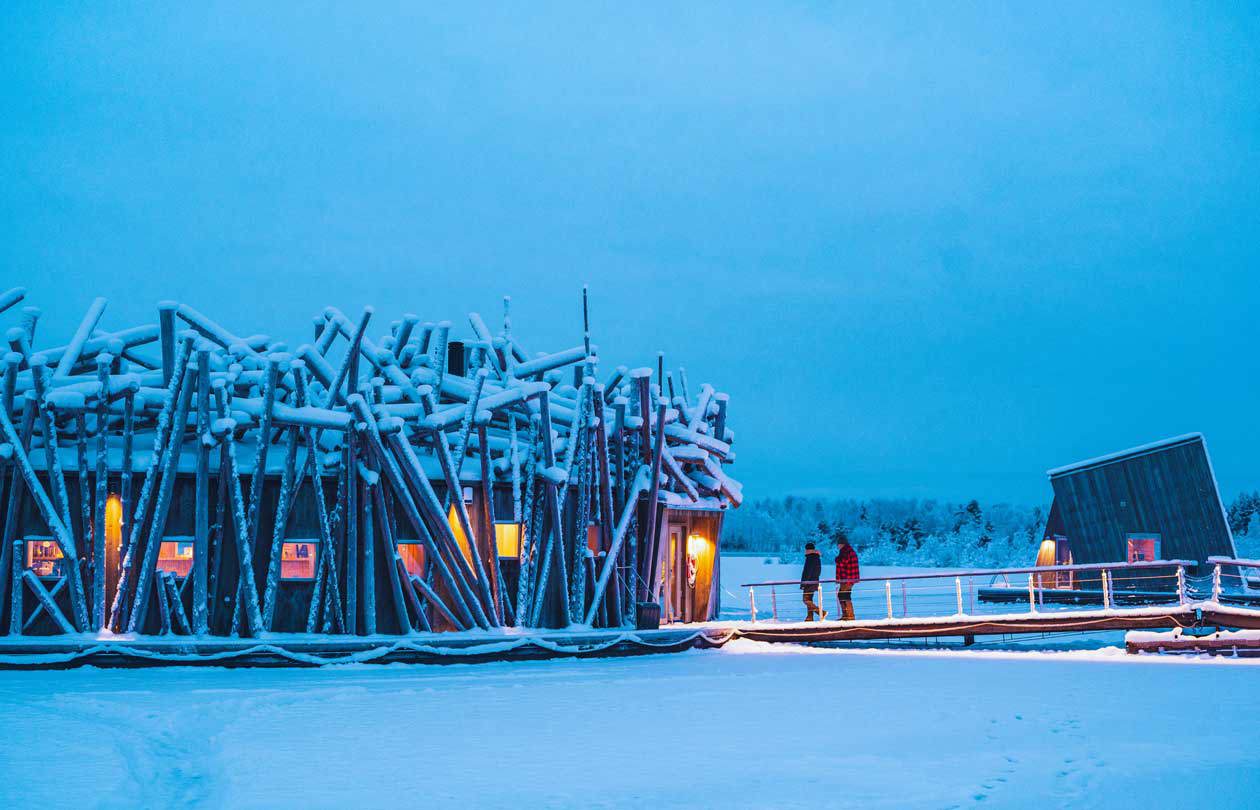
[1049,436,1234,573]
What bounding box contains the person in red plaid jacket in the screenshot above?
[834,536,861,621]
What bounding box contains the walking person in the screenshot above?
[801,542,827,621]
[834,533,861,621]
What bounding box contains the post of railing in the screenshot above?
[1213,564,1222,602]
[749,588,757,623]
[955,576,964,615]
[771,586,778,621]
[1176,566,1186,606]
[901,580,908,618]
[885,579,893,619]
[1027,573,1036,613]
[1102,570,1111,611]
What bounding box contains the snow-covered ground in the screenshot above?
[2,556,1258,808]
[1,643,1258,808]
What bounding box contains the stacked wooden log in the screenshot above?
[0,286,740,638]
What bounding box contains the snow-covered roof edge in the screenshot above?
[1045,432,1204,478]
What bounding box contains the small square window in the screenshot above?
[157,539,195,578]
[281,541,318,580]
[26,539,63,577]
[1126,534,1161,563]
[398,542,426,578]
[494,523,520,558]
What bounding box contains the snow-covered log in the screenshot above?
[512,346,586,379]
[0,287,26,317]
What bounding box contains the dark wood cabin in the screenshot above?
[1036,434,1235,585]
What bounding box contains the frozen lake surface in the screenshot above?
[1,640,1258,808]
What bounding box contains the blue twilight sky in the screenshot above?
[2,3,1259,506]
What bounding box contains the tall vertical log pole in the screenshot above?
[640,403,668,603]
[91,354,111,629]
[345,430,359,634]
[192,345,211,634]
[0,400,36,629]
[158,302,177,386]
[591,387,619,624]
[529,391,570,628]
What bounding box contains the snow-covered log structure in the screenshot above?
[0,287,739,638]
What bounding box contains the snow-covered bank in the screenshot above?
[1,643,1258,808]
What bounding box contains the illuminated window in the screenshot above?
[587,523,601,554]
[1126,533,1160,564]
[281,541,318,580]
[495,523,520,558]
[447,505,473,566]
[399,542,426,578]
[155,539,195,578]
[26,539,64,577]
[105,494,123,552]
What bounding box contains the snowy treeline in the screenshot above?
[728,490,1260,567]
[724,496,1046,568]
[1225,492,1260,558]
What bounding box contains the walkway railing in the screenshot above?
[1207,557,1260,602]
[737,559,1201,625]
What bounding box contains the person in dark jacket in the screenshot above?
[834,537,861,621]
[800,542,827,621]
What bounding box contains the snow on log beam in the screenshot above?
[0,287,26,317]
[511,346,587,379]
[662,448,700,502]
[42,325,160,370]
[52,297,107,380]
[175,304,263,361]
[688,383,714,434]
[664,423,730,458]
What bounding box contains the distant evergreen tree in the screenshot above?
[904,517,926,549]
[1227,492,1260,536]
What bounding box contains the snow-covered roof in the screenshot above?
[1046,433,1204,478]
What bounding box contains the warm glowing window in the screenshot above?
[399,543,426,578]
[495,523,520,558]
[1126,534,1160,564]
[157,539,195,578]
[105,493,123,550]
[26,539,63,577]
[281,541,318,580]
[447,505,473,565]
